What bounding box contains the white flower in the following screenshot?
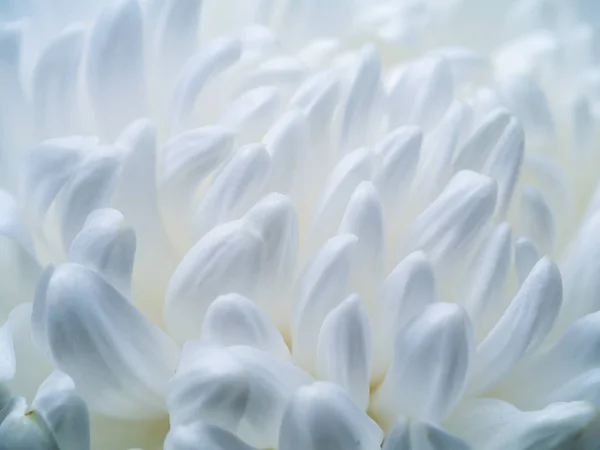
[1,0,600,449]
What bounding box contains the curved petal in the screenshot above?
[316,295,372,411]
[514,237,540,286]
[469,257,562,395]
[293,234,357,372]
[194,143,270,238]
[170,36,242,134]
[165,422,258,450]
[31,25,85,139]
[278,382,383,450]
[372,303,473,427]
[68,209,135,297]
[41,263,180,419]
[165,220,265,343]
[201,294,290,360]
[383,417,471,450]
[86,0,146,139]
[32,372,90,450]
[0,398,58,450]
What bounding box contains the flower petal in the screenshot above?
[514,237,541,285]
[373,251,437,379]
[453,108,511,172]
[519,186,555,254]
[401,170,497,270]
[57,149,122,251]
[484,116,524,218]
[316,295,372,410]
[218,86,282,143]
[243,193,298,329]
[0,320,15,383]
[338,182,385,301]
[31,25,85,139]
[154,0,203,81]
[278,382,383,450]
[165,220,265,343]
[469,257,562,395]
[293,234,357,371]
[86,0,146,139]
[373,126,421,219]
[165,422,258,450]
[340,45,383,152]
[159,126,235,243]
[201,293,290,360]
[372,303,473,426]
[169,344,312,448]
[0,397,58,449]
[31,372,90,450]
[41,263,180,419]
[194,143,270,238]
[170,36,241,134]
[388,56,453,131]
[68,208,136,297]
[263,111,310,195]
[462,222,511,338]
[383,417,471,450]
[309,148,374,250]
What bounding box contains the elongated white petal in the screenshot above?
[159,126,234,242]
[497,76,554,140]
[338,182,385,299]
[514,237,541,285]
[293,234,357,371]
[242,56,306,93]
[167,345,252,432]
[279,382,383,450]
[169,344,312,448]
[20,137,92,224]
[218,86,282,143]
[165,221,265,343]
[68,209,135,297]
[0,398,58,449]
[201,294,290,359]
[154,0,203,80]
[388,56,453,131]
[243,193,298,328]
[373,127,421,216]
[87,0,146,139]
[316,295,372,410]
[453,108,511,172]
[448,400,597,450]
[170,36,241,134]
[114,119,168,249]
[414,101,470,201]
[383,417,471,450]
[548,369,600,405]
[310,149,374,249]
[0,190,40,316]
[373,303,473,426]
[194,143,270,237]
[520,186,555,254]
[340,45,382,152]
[58,150,122,251]
[469,257,562,395]
[401,170,497,269]
[0,321,15,383]
[32,372,90,450]
[165,422,258,450]
[484,117,524,218]
[31,25,85,139]
[41,263,180,419]
[463,223,511,336]
[263,111,309,195]
[373,251,436,379]
[560,212,600,324]
[571,95,595,159]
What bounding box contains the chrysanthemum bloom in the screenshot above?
[1,0,600,448]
